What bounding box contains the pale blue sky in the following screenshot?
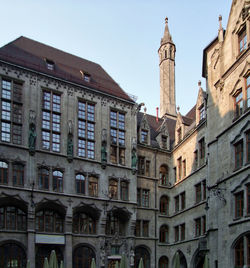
[1,0,230,116]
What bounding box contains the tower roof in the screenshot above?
[161,17,174,45]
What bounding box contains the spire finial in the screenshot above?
[198,80,201,87]
[219,15,222,30]
[165,17,168,24]
[218,15,224,42]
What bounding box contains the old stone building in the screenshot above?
[0,0,249,267]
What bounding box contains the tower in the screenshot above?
[158,17,176,118]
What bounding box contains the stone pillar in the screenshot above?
[27,208,35,266]
[65,234,72,268]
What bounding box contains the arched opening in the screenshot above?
[193,250,206,268]
[159,255,169,268]
[135,246,150,268]
[173,251,187,268]
[0,242,26,268]
[73,245,95,268]
[36,244,63,268]
[232,232,250,267]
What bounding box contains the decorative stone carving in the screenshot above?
[29,110,36,155]
[130,248,135,267]
[131,137,137,174]
[67,120,73,162]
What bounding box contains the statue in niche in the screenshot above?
[67,120,73,162]
[131,137,137,174]
[130,248,135,267]
[101,129,107,169]
[28,123,36,155]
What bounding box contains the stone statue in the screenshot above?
[28,123,36,155]
[130,249,135,266]
[101,142,107,163]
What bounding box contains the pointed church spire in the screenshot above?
[158,17,177,118]
[161,17,173,45]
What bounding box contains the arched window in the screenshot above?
[73,212,96,234]
[53,170,63,192]
[0,206,26,230]
[159,256,168,268]
[13,163,24,186]
[159,225,169,243]
[234,234,250,267]
[38,168,49,190]
[109,179,118,199]
[35,209,63,233]
[160,165,169,185]
[76,174,85,194]
[0,161,8,184]
[135,246,150,268]
[73,245,95,268]
[0,243,26,268]
[160,196,169,215]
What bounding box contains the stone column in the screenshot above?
[65,212,73,268]
[27,208,35,266]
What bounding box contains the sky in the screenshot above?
[0,0,231,116]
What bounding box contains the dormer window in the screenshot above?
[199,104,205,121]
[162,135,167,149]
[45,59,54,71]
[141,130,148,144]
[239,27,247,54]
[80,70,91,82]
[177,127,182,143]
[84,74,90,83]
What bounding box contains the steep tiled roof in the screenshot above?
[137,112,176,148]
[185,104,196,121]
[0,36,133,102]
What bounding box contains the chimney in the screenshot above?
[156,107,159,122]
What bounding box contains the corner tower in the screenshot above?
[158,17,176,118]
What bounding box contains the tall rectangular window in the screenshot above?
[13,163,24,186]
[199,138,205,165]
[174,226,179,242]
[138,156,145,175]
[235,191,244,218]
[247,76,250,109]
[199,104,205,121]
[235,140,243,169]
[89,176,98,197]
[180,224,185,241]
[141,130,148,144]
[120,181,129,201]
[78,101,95,159]
[247,132,250,163]
[194,150,198,170]
[195,218,201,237]
[110,110,125,165]
[42,91,61,152]
[142,221,149,237]
[145,160,150,177]
[239,28,247,53]
[234,90,243,118]
[196,183,202,203]
[180,192,186,210]
[247,185,250,215]
[175,196,179,213]
[182,159,186,178]
[1,79,22,144]
[177,157,182,180]
[142,189,149,207]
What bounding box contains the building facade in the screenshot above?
[0,0,249,267]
